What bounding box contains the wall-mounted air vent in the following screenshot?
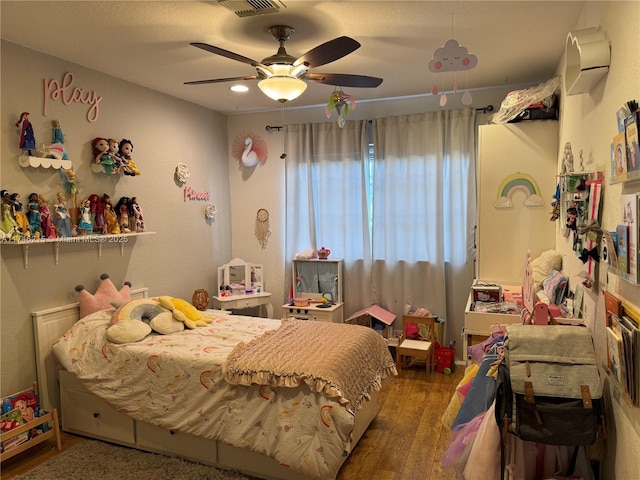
[218,0,285,18]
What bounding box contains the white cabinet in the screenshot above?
[282,303,344,323]
[285,258,344,322]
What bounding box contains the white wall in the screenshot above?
[1,41,232,397]
[555,2,640,479]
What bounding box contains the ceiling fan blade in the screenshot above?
[184,75,258,85]
[307,73,383,88]
[190,42,260,67]
[294,36,360,68]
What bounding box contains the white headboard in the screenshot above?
[32,287,148,413]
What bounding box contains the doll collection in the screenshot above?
[0,190,144,241]
[6,111,145,241]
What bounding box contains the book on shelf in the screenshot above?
[606,325,624,385]
[619,314,639,406]
[625,112,640,172]
[604,231,619,269]
[621,193,639,282]
[612,132,628,181]
[616,224,630,274]
[604,290,623,323]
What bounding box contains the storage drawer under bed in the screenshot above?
[59,370,135,445]
[136,422,217,465]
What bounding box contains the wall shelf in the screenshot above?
[610,169,640,184]
[1,232,155,268]
[564,27,610,96]
[18,154,72,170]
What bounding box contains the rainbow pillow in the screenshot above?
[107,298,184,344]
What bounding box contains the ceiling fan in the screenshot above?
[184,25,383,102]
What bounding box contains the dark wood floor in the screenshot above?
[1,365,463,480]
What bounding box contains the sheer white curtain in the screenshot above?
[370,109,476,321]
[284,121,371,313]
[284,108,476,323]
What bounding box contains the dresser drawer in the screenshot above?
[283,303,343,323]
[136,421,217,464]
[59,370,135,444]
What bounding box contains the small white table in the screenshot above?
[211,292,273,318]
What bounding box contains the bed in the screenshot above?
[33,287,396,480]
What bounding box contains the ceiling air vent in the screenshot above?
[218,0,285,17]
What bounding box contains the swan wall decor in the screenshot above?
[232,131,268,168]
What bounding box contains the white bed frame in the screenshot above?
[32,290,379,480]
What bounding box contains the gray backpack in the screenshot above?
[495,323,604,445]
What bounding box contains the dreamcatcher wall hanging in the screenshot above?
[232,131,268,168]
[428,15,478,107]
[255,208,271,249]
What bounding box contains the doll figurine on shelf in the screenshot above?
[104,200,120,234]
[131,197,145,233]
[38,194,57,238]
[88,194,105,234]
[115,196,133,233]
[0,190,19,238]
[117,139,141,176]
[107,139,121,172]
[27,193,42,238]
[92,137,115,175]
[54,192,73,237]
[51,120,69,160]
[10,193,30,236]
[16,112,36,155]
[77,198,93,235]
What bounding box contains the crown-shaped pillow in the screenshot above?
[75,273,131,319]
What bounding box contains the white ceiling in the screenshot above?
[1,1,586,115]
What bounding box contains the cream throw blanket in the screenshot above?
[223,320,397,413]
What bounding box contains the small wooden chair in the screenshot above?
[396,315,437,375]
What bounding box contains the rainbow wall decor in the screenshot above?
[494,173,544,208]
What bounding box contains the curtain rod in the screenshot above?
[476,104,494,113]
[266,104,494,131]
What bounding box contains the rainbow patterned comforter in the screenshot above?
[53,311,395,480]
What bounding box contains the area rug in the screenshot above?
[12,439,258,480]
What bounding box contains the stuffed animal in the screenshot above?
[107,298,184,344]
[530,250,563,292]
[155,296,214,329]
[75,274,186,344]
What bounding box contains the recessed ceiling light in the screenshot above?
[230,84,249,92]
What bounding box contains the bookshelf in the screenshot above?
[0,382,62,461]
[603,292,640,410]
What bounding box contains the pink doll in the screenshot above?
[38,195,57,238]
[88,194,105,234]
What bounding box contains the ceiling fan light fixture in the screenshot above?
[258,76,307,102]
